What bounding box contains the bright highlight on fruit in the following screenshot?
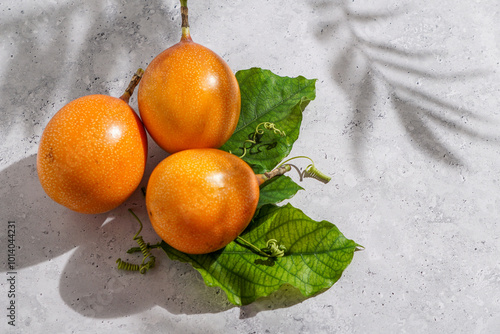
[37,70,148,214]
[138,0,241,154]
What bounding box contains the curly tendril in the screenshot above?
[236,236,286,258]
[277,156,331,184]
[265,239,286,257]
[116,209,157,274]
[238,122,286,158]
[303,164,332,184]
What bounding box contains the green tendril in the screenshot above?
[238,122,286,158]
[265,239,286,257]
[115,261,141,272]
[277,156,331,184]
[303,164,332,184]
[116,209,157,274]
[236,236,286,258]
[126,242,162,254]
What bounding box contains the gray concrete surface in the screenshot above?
[1,0,500,333]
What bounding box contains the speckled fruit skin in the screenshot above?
[146,149,259,254]
[37,94,148,214]
[137,38,241,154]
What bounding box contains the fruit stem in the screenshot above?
[255,164,292,186]
[120,68,145,103]
[180,0,192,41]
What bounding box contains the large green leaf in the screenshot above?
[161,204,359,306]
[221,68,317,174]
[258,176,303,209]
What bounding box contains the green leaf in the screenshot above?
[160,203,359,306]
[221,68,317,174]
[258,176,303,209]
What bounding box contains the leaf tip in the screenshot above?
[355,244,365,252]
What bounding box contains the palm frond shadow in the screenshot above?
[1,0,175,156]
[312,1,494,172]
[2,0,244,319]
[392,95,463,166]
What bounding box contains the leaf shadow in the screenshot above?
[310,1,495,173]
[0,151,237,321]
[1,0,247,321]
[239,130,280,159]
[1,0,175,159]
[254,257,277,266]
[392,94,463,165]
[238,284,310,319]
[58,219,236,319]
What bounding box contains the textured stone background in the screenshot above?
[1,0,500,333]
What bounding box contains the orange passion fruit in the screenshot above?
[138,0,240,153]
[37,71,148,214]
[146,149,259,254]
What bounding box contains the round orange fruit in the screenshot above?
[146,149,259,254]
[37,94,148,214]
[137,3,240,154]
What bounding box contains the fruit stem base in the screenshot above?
[256,164,292,186]
[180,0,192,41]
[120,68,144,103]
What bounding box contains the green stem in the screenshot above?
[127,242,163,254]
[180,0,191,40]
[277,155,314,169]
[128,209,144,239]
[236,236,270,257]
[256,164,291,185]
[236,236,286,258]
